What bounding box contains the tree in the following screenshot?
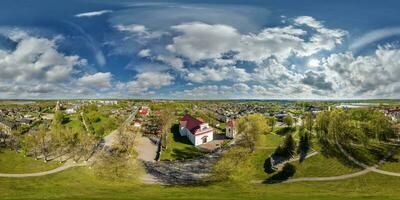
[53,111,65,126]
[37,124,52,162]
[93,148,138,180]
[268,117,277,131]
[297,128,312,162]
[282,134,296,158]
[115,126,136,156]
[237,114,270,152]
[283,115,294,127]
[212,146,254,182]
[303,112,314,132]
[315,111,330,138]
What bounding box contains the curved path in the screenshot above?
[0,162,87,178]
[274,151,319,170]
[336,142,400,177]
[254,141,400,184]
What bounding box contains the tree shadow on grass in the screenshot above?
[172,147,203,160]
[275,127,296,136]
[263,164,296,184]
[171,124,192,145]
[62,116,71,125]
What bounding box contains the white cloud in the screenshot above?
[349,27,400,51]
[323,44,400,97]
[138,49,151,57]
[75,10,113,18]
[172,83,251,99]
[0,34,86,83]
[155,55,185,71]
[77,72,112,88]
[307,58,321,67]
[166,17,346,64]
[167,22,241,63]
[185,66,251,83]
[115,24,166,40]
[124,71,174,94]
[115,24,147,33]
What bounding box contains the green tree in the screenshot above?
[53,111,65,125]
[297,128,312,158]
[303,112,314,132]
[283,115,294,127]
[237,114,270,152]
[282,134,296,158]
[268,117,277,131]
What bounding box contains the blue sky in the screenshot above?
[1,0,400,99]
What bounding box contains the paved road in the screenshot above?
[0,161,87,178]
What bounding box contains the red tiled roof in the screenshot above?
[226,119,236,128]
[180,114,211,135]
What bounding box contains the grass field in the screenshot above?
[2,165,400,200]
[3,131,400,199]
[160,124,203,160]
[64,114,86,133]
[0,149,61,173]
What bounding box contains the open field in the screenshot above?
[2,165,400,200]
[0,149,61,173]
[2,130,400,200]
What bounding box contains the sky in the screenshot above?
[1,0,400,99]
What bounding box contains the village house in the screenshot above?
[179,114,214,146]
[384,108,400,121]
[139,106,150,117]
[225,119,237,139]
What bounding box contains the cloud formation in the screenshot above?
[75,10,113,18]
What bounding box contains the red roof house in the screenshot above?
[179,114,214,146]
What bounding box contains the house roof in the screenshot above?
[139,107,150,115]
[180,114,211,135]
[226,119,236,128]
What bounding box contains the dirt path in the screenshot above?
[136,135,158,162]
[253,143,400,184]
[135,134,160,184]
[0,161,87,178]
[274,151,319,170]
[336,142,400,177]
[103,108,137,147]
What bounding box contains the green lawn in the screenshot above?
[259,133,284,148]
[2,165,400,200]
[64,114,86,133]
[160,124,203,160]
[0,149,61,173]
[2,145,400,199]
[3,127,400,199]
[379,151,400,173]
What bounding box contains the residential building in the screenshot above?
[139,106,150,117]
[179,114,214,146]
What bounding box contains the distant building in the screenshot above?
[65,108,76,114]
[139,106,150,117]
[225,119,237,139]
[383,108,400,121]
[179,114,214,146]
